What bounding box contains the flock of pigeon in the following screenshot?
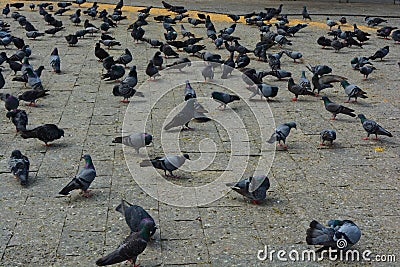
[0,0,396,265]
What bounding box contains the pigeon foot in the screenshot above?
[362,137,369,140]
[291,97,298,101]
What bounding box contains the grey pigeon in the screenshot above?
[152,51,163,69]
[59,154,96,197]
[298,71,311,91]
[6,109,28,132]
[247,83,279,100]
[302,6,311,20]
[359,65,376,79]
[320,129,336,146]
[358,114,392,140]
[164,98,207,130]
[184,80,196,100]
[116,199,157,235]
[102,64,125,81]
[211,91,240,110]
[1,93,19,111]
[21,124,64,146]
[369,46,389,61]
[267,121,297,149]
[326,17,338,30]
[284,50,302,63]
[112,66,142,102]
[201,63,214,81]
[8,150,30,185]
[112,133,152,153]
[165,57,191,71]
[321,96,356,120]
[145,60,161,80]
[226,175,270,204]
[50,47,61,73]
[95,218,153,266]
[115,48,132,68]
[340,80,367,103]
[288,78,315,101]
[306,220,361,252]
[18,89,48,107]
[140,154,190,177]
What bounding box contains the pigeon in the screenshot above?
[302,6,311,20]
[18,90,49,107]
[165,57,191,71]
[95,218,153,266]
[50,48,61,73]
[312,74,347,94]
[160,43,179,58]
[26,31,45,39]
[331,38,348,52]
[211,91,240,110]
[359,66,376,79]
[116,199,157,235]
[115,48,132,68]
[2,4,10,17]
[184,80,196,100]
[358,114,392,140]
[112,66,142,103]
[140,154,190,177]
[152,51,163,69]
[6,109,28,132]
[221,52,235,79]
[1,93,19,111]
[340,80,368,102]
[0,68,5,89]
[391,29,400,43]
[235,53,250,69]
[102,64,125,81]
[45,26,65,36]
[326,17,338,30]
[284,50,302,63]
[95,42,110,62]
[10,3,24,10]
[365,16,387,27]
[350,57,372,70]
[8,150,30,185]
[164,98,207,130]
[265,69,292,80]
[321,96,356,120]
[145,60,161,80]
[307,65,332,76]
[320,129,336,146]
[183,44,206,55]
[131,25,145,43]
[377,26,397,39]
[59,154,96,197]
[306,220,361,252]
[201,64,214,82]
[226,175,270,204]
[65,34,78,46]
[100,39,121,49]
[188,18,204,27]
[369,46,389,61]
[29,3,35,11]
[287,78,315,101]
[26,68,44,91]
[20,124,64,146]
[112,133,152,153]
[248,83,279,100]
[142,37,163,48]
[317,36,332,48]
[227,14,240,22]
[267,122,296,149]
[298,71,311,91]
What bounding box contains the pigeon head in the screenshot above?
[285,122,297,129]
[321,96,331,103]
[357,114,367,122]
[144,133,153,146]
[340,80,350,88]
[183,153,190,160]
[11,150,22,158]
[51,47,58,56]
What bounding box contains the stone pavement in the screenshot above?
[0,0,399,266]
